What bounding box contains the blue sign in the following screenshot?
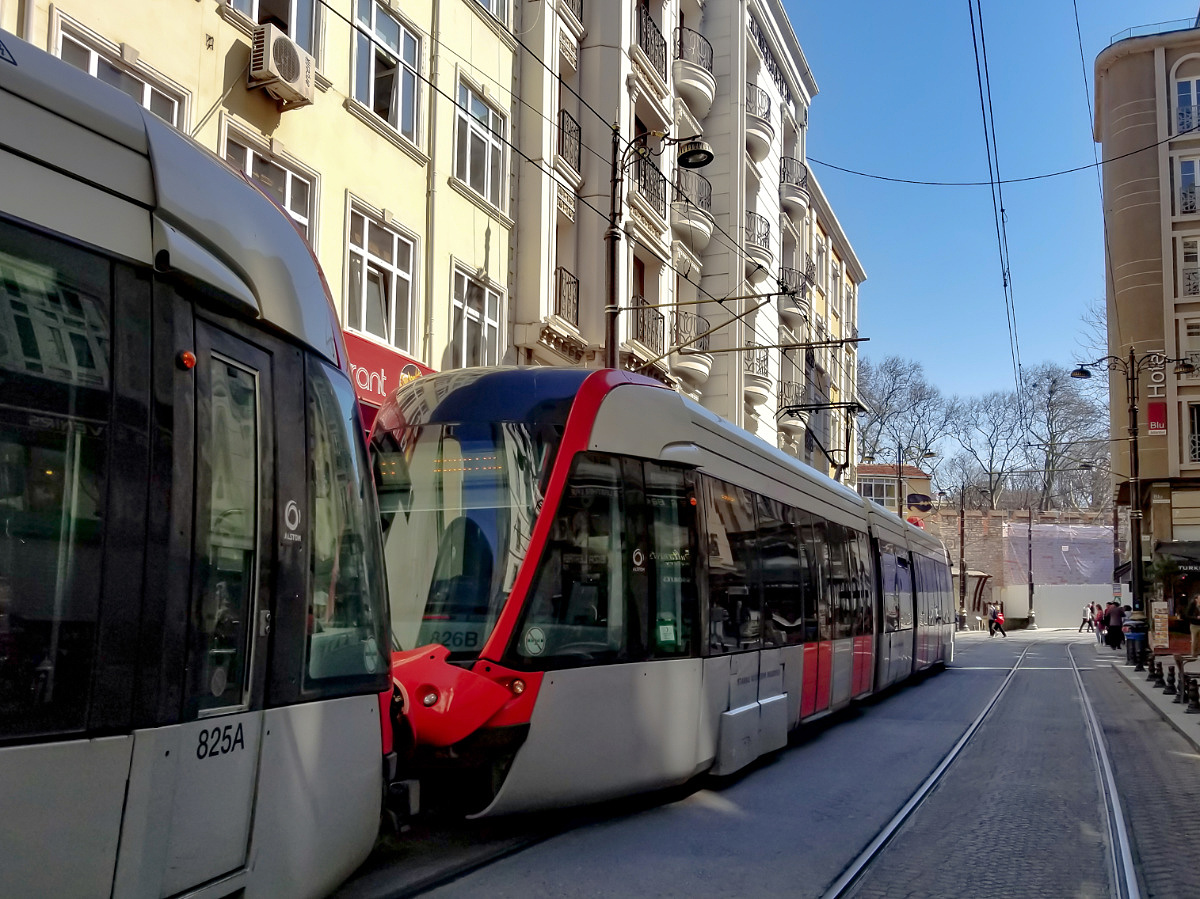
[0,38,15,66]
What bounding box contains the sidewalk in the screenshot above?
[1088,636,1200,755]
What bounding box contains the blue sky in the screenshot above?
[786,1,1194,398]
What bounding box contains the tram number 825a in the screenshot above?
[196,723,247,760]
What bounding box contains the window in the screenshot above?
[1182,159,1199,214]
[1184,319,1200,377]
[224,136,314,238]
[1179,78,1200,134]
[754,497,796,647]
[473,0,508,25]
[228,0,318,55]
[513,453,639,667]
[702,478,759,653]
[456,83,506,208]
[880,545,913,631]
[451,270,501,368]
[354,1,419,141]
[346,207,415,351]
[59,32,182,127]
[645,463,698,657]
[858,478,896,507]
[304,360,388,686]
[1184,239,1200,299]
[0,219,112,738]
[1190,404,1200,462]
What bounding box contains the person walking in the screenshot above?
[1105,601,1125,650]
[1095,602,1106,643]
[994,606,1007,637]
[1079,602,1094,633]
[987,603,998,637]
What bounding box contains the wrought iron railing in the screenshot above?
[1181,105,1200,135]
[779,267,808,299]
[634,153,667,218]
[781,156,808,190]
[743,341,769,377]
[637,4,667,81]
[748,15,791,107]
[562,0,583,26]
[745,211,770,248]
[555,266,579,325]
[558,109,581,173]
[1185,267,1200,297]
[671,309,710,352]
[747,82,771,120]
[778,379,803,411]
[674,26,713,73]
[1184,184,1198,214]
[631,294,665,354]
[673,168,712,212]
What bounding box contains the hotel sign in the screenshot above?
[1147,401,1167,436]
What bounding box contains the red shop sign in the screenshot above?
[1147,401,1167,436]
[342,330,434,407]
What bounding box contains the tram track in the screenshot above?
[822,638,1140,899]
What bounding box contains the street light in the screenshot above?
[1071,349,1196,614]
[945,485,991,630]
[604,127,715,370]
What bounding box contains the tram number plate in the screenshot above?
[428,630,479,650]
[196,722,246,760]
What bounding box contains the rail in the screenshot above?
[779,266,806,296]
[745,210,770,248]
[743,342,769,377]
[673,168,712,212]
[555,266,579,326]
[672,309,710,352]
[634,153,667,219]
[778,379,803,410]
[781,156,808,189]
[637,4,667,81]
[558,109,581,173]
[1111,18,1195,45]
[631,294,665,354]
[674,26,713,73]
[747,82,771,120]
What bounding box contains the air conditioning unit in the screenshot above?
[249,23,314,109]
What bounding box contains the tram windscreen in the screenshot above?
[374,422,545,658]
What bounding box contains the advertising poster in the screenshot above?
[1152,600,1170,649]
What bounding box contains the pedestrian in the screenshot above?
[1187,593,1200,657]
[994,606,1007,638]
[1095,603,1106,643]
[1105,601,1125,650]
[1079,602,1094,633]
[987,603,998,637]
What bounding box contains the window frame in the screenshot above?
[345,203,417,353]
[352,0,421,143]
[450,268,503,368]
[455,81,508,210]
[473,0,509,25]
[223,128,318,243]
[227,0,321,56]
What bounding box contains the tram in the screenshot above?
[0,39,390,897]
[373,368,953,817]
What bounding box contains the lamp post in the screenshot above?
[949,485,990,629]
[1071,349,1196,613]
[604,126,714,370]
[864,445,936,517]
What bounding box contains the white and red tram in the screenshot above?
[373,368,953,816]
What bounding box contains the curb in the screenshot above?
[1100,648,1200,755]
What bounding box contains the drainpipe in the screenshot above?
[422,0,441,367]
[23,0,36,43]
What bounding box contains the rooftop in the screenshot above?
[1110,17,1200,45]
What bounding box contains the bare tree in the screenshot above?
[856,356,957,483]
[945,390,1025,508]
[1020,363,1109,511]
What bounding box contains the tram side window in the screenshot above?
[847,529,872,637]
[304,361,388,688]
[0,220,112,738]
[826,523,854,640]
[801,516,831,641]
[880,545,913,632]
[514,453,634,667]
[644,462,698,657]
[788,508,822,643]
[701,478,759,653]
[754,496,798,647]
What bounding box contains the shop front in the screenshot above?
[342,330,434,431]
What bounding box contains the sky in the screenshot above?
[785,1,1195,399]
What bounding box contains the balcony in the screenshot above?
[1184,184,1198,215]
[1185,267,1200,297]
[744,211,773,283]
[668,308,713,387]
[630,294,665,356]
[558,109,581,174]
[562,0,583,28]
[634,153,667,221]
[746,83,774,162]
[673,27,716,119]
[777,379,808,436]
[1181,104,1200,136]
[670,169,714,252]
[777,267,810,329]
[743,342,771,408]
[555,266,579,326]
[637,4,667,83]
[780,157,810,216]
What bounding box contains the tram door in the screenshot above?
[160,320,275,894]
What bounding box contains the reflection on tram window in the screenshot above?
[753,496,796,648]
[702,478,759,654]
[0,221,111,738]
[514,453,632,667]
[645,463,698,657]
[305,362,386,685]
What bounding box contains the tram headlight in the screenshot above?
[509,678,526,696]
[420,687,439,707]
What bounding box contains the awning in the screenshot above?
[1152,541,1200,574]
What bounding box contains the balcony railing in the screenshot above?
[749,14,791,107]
[781,156,808,190]
[779,266,807,296]
[637,4,667,81]
[558,109,581,173]
[673,168,712,212]
[778,379,803,411]
[631,295,665,354]
[1185,267,1200,297]
[562,0,583,26]
[1184,184,1198,214]
[747,82,771,120]
[745,211,770,248]
[743,342,769,377]
[555,266,579,325]
[674,26,713,73]
[634,153,667,219]
[672,309,710,352]
[1112,19,1196,45]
